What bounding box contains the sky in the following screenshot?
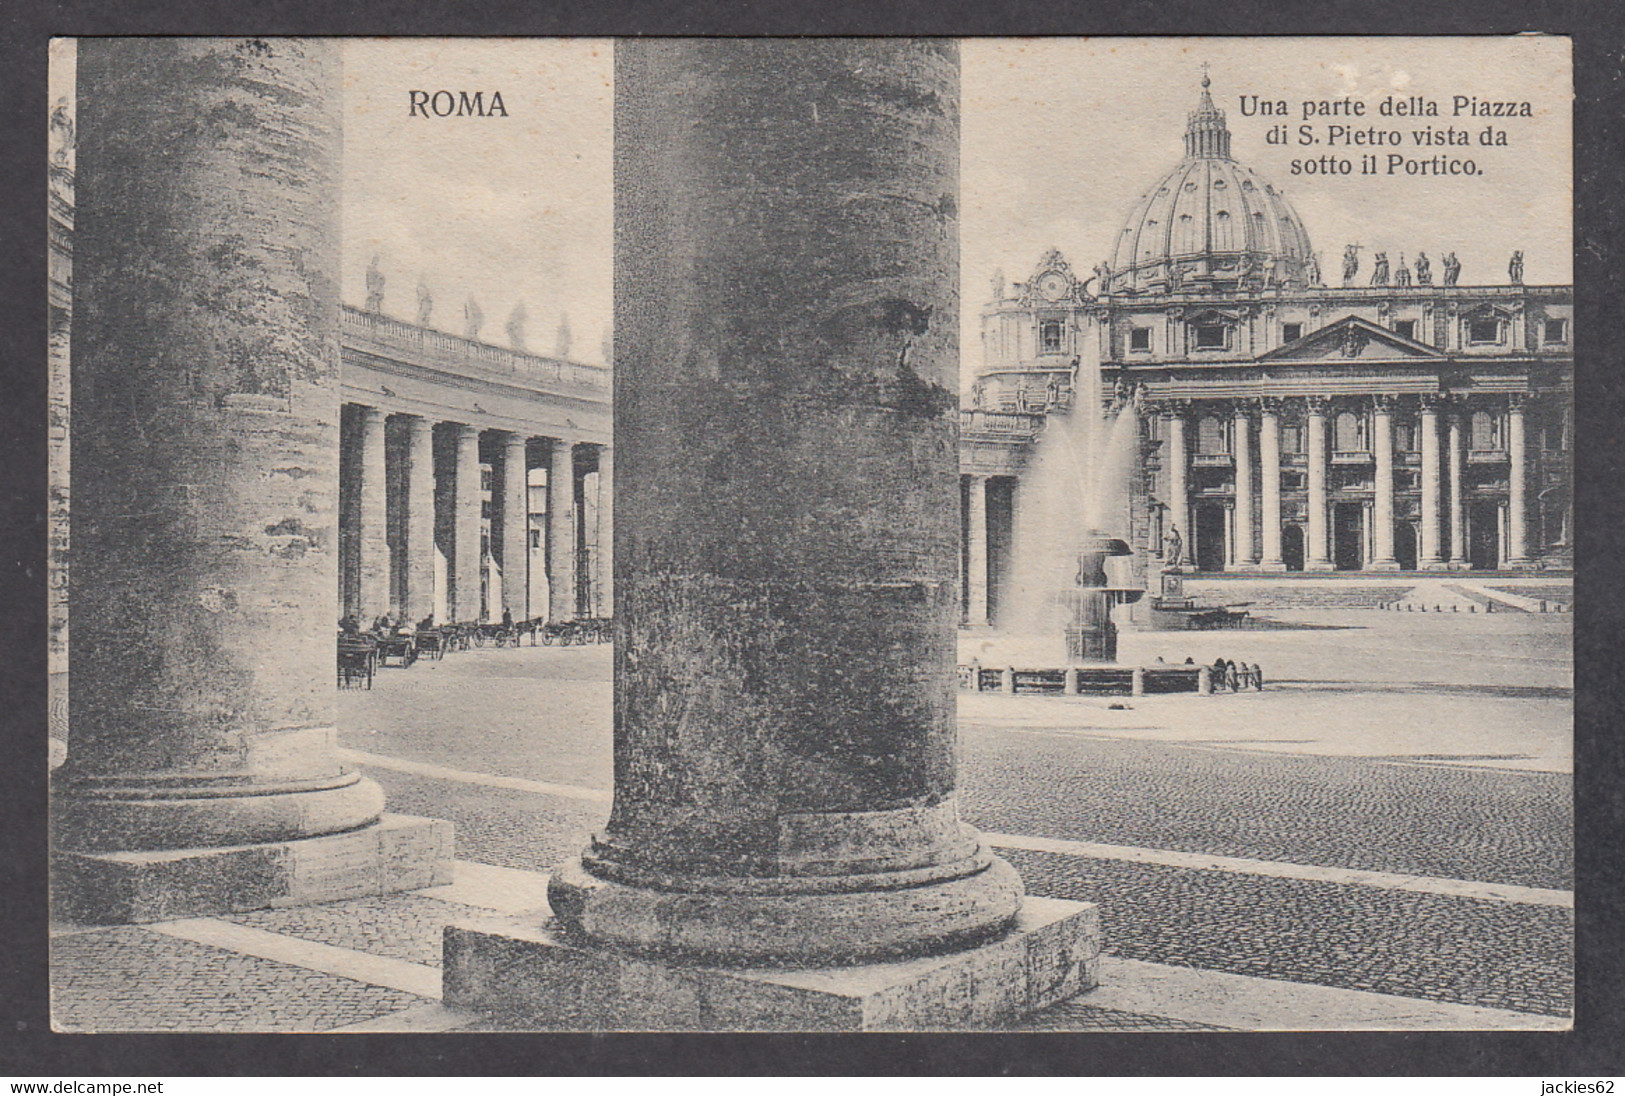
[56,37,1572,378]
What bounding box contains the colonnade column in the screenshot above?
[547,439,577,622]
[1370,395,1399,569]
[597,445,614,618]
[1164,405,1190,568]
[501,432,530,619]
[965,474,990,625]
[1506,395,1530,567]
[1419,396,1446,569]
[1258,399,1285,570]
[54,38,447,924]
[452,424,483,621]
[357,407,390,620]
[446,39,1092,1031]
[1305,397,1333,570]
[402,416,437,622]
[1228,405,1254,569]
[1448,404,1468,568]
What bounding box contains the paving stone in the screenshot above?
[226,893,451,968]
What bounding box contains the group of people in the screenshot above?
[338,612,437,638]
[1151,655,1264,691]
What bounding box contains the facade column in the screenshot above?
[55,39,446,924]
[1418,395,1446,569]
[500,432,530,620]
[357,407,390,620]
[1258,398,1285,570]
[452,424,482,621]
[1305,397,1334,570]
[402,416,437,622]
[547,438,577,622]
[1448,404,1469,568]
[1228,404,1254,569]
[1164,404,1190,570]
[597,445,614,619]
[965,474,990,625]
[1506,395,1530,567]
[1369,395,1399,570]
[446,39,1088,1030]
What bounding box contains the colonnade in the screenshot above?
[338,404,609,625]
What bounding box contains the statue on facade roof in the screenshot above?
[1341,244,1362,286]
[1304,251,1323,287]
[416,279,433,326]
[1369,252,1390,286]
[1414,251,1433,286]
[990,268,1005,304]
[1395,254,1411,287]
[463,296,483,340]
[365,255,385,314]
[1442,252,1461,286]
[507,301,529,350]
[1509,250,1524,285]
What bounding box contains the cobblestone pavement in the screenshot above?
[227,895,452,968]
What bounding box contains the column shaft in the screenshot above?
[357,407,390,620]
[1305,401,1333,569]
[403,416,437,622]
[1229,408,1254,568]
[1371,398,1398,569]
[501,433,530,619]
[58,38,382,855]
[453,425,482,621]
[1164,409,1189,568]
[1419,401,1445,567]
[597,445,614,619]
[547,440,577,622]
[1449,409,1468,567]
[1259,402,1284,569]
[1507,398,1529,565]
[966,475,989,625]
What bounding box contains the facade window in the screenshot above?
[1470,410,1501,451]
[1394,319,1416,341]
[1395,421,1416,453]
[1280,423,1303,454]
[1040,320,1064,354]
[480,467,494,491]
[1197,414,1229,455]
[1129,326,1152,352]
[1193,323,1227,350]
[480,501,492,520]
[1467,316,1503,344]
[1334,411,1367,452]
[1281,323,1302,343]
[1544,318,1568,344]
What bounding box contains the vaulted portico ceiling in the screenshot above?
[1258,315,1446,363]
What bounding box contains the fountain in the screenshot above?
[1062,532,1144,663]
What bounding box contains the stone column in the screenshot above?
[1419,396,1446,569]
[597,445,614,619]
[965,474,990,625]
[1506,395,1530,567]
[357,406,390,619]
[403,415,437,622]
[446,39,1092,1031]
[1164,405,1190,569]
[547,438,577,622]
[451,424,483,621]
[1305,397,1334,570]
[1370,395,1399,569]
[1258,398,1285,570]
[1448,405,1469,568]
[1228,405,1254,569]
[501,432,530,619]
[55,38,448,923]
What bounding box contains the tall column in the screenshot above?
[452,424,482,621]
[1448,405,1469,568]
[402,416,437,622]
[357,406,390,619]
[445,41,1096,1031]
[1228,405,1254,569]
[1258,399,1285,570]
[1506,395,1530,567]
[547,439,577,622]
[1305,397,1333,570]
[56,39,446,923]
[1370,395,1399,569]
[966,474,990,625]
[1419,396,1446,569]
[501,432,530,619]
[597,445,614,620]
[1164,405,1190,570]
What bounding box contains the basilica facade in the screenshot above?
[959,79,1573,626]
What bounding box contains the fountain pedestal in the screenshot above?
[1062,535,1144,664]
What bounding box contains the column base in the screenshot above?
[1256,559,1288,573]
[1367,559,1402,572]
[1447,559,1473,572]
[444,895,1100,1031]
[52,813,454,925]
[1305,559,1337,572]
[1224,561,1259,573]
[1504,557,1538,572]
[1419,558,1451,571]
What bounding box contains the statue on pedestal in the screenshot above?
[1414,251,1433,286]
[364,255,385,314]
[1341,244,1362,286]
[1443,252,1461,286]
[1163,525,1184,568]
[1370,252,1390,286]
[416,280,433,326]
[1509,250,1524,285]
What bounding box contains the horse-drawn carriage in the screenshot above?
[336,632,378,689]
[524,617,612,646]
[377,630,418,668]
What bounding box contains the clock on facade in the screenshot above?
[1037,271,1070,302]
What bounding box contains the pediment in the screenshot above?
[1259,316,1445,363]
